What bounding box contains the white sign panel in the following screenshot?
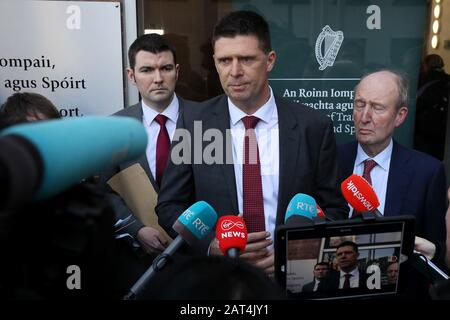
[0,0,124,117]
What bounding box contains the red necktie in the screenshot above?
[362,159,377,185]
[155,114,170,187]
[242,116,265,233]
[351,159,377,218]
[343,273,352,289]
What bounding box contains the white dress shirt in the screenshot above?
[339,267,360,289]
[228,87,279,245]
[141,95,179,181]
[349,139,393,217]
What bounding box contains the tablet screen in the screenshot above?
[275,217,415,300]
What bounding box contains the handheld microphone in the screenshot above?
[125,201,218,299]
[341,174,383,218]
[0,116,147,208]
[284,193,317,225]
[316,204,325,218]
[216,215,248,258]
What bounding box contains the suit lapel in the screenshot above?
[212,96,239,214]
[276,97,299,224]
[384,141,412,217]
[123,102,159,192]
[343,142,358,178]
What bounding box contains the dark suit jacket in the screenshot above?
[156,94,348,253]
[302,280,316,293]
[99,96,195,238]
[323,269,369,291]
[337,140,447,244]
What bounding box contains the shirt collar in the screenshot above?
[340,267,359,278]
[356,139,393,171]
[228,86,276,126]
[141,94,179,126]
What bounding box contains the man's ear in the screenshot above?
[266,51,276,72]
[126,68,136,84]
[394,106,408,128]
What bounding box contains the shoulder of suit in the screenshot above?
[337,141,357,154]
[112,102,141,117]
[394,140,444,170]
[181,94,227,120]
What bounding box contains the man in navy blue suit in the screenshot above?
[338,70,447,262]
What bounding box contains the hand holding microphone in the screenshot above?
[340,174,383,218]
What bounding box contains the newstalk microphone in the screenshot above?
[0,116,147,209]
[215,215,248,258]
[125,201,218,300]
[341,174,383,218]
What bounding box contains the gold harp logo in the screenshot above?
[315,25,344,71]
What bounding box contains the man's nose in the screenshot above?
[361,106,374,122]
[230,60,243,77]
[154,70,163,83]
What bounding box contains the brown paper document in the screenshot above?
[107,163,173,243]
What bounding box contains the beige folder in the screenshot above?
[107,163,173,243]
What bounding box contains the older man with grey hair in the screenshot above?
[338,70,447,262]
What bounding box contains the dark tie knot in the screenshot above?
[344,273,352,279]
[242,116,260,130]
[363,159,377,174]
[155,114,168,126]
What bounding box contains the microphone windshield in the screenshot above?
[316,204,325,218]
[284,193,317,223]
[215,215,248,256]
[172,201,218,245]
[1,116,147,200]
[341,174,380,212]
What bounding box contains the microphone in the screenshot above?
[0,116,147,208]
[340,174,383,218]
[316,204,325,218]
[284,193,317,225]
[215,215,248,258]
[125,201,218,299]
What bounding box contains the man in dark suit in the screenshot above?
[99,34,197,294]
[302,262,330,293]
[324,241,369,291]
[156,10,347,276]
[337,70,447,260]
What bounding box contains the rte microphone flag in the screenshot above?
[125,201,218,299]
[284,193,317,225]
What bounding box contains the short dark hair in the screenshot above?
[212,10,272,53]
[314,262,329,269]
[337,241,359,253]
[0,92,60,128]
[128,33,177,69]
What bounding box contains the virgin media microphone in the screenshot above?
[0,116,147,209]
[341,174,382,218]
[216,215,248,258]
[284,193,317,225]
[125,201,218,299]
